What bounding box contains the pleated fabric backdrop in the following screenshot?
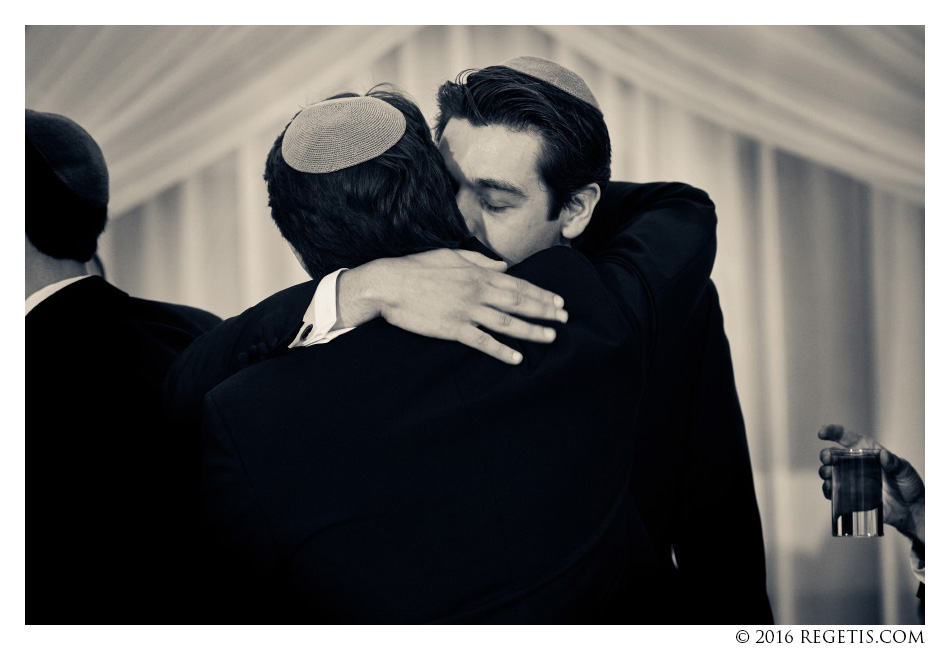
[25,25,925,624]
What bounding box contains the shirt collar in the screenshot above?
[25,275,93,316]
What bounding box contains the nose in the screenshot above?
[455,188,483,238]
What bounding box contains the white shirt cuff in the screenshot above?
[288,268,354,348]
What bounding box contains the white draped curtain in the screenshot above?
[25,25,925,624]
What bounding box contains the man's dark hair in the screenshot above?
[434,65,611,220]
[26,137,107,263]
[264,87,469,280]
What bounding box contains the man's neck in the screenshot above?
[25,252,88,299]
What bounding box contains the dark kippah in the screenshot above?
[499,56,600,110]
[25,109,109,208]
[282,97,407,174]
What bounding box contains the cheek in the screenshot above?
[490,216,555,265]
[521,214,561,249]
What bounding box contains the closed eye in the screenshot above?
[480,197,509,213]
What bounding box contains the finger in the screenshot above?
[454,249,509,271]
[817,424,847,443]
[822,479,832,500]
[880,448,898,473]
[473,307,557,343]
[479,285,568,323]
[456,325,523,365]
[486,273,566,311]
[818,464,833,480]
[819,448,835,465]
[881,447,913,477]
[818,424,879,450]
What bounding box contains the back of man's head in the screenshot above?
[25,109,109,263]
[434,56,611,219]
[265,87,469,280]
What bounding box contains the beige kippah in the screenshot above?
[282,96,407,174]
[499,56,600,110]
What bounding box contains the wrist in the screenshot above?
[336,262,386,328]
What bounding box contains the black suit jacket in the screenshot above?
[26,276,221,621]
[201,246,672,623]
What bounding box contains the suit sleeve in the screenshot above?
[163,280,317,426]
[668,283,773,623]
[573,181,718,361]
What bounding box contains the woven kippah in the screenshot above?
[25,109,109,207]
[499,56,600,110]
[282,97,407,174]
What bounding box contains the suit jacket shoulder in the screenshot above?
[26,276,221,620]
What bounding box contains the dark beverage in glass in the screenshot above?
[831,449,883,537]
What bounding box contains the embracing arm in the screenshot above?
[163,250,567,422]
[331,183,716,364]
[334,248,567,364]
[573,181,718,344]
[164,182,713,405]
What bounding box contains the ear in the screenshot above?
[557,183,601,241]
